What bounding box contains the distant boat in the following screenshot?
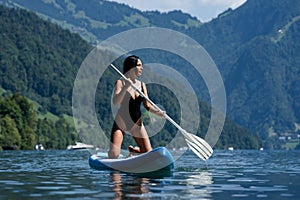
[35,144,45,150]
[67,142,94,150]
[228,147,234,151]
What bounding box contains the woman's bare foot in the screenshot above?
[128,145,140,156]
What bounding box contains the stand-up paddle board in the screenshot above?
[89,147,174,174]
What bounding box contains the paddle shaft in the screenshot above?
[110,64,186,133]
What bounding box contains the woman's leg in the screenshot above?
[108,122,125,158]
[108,129,124,158]
[130,123,152,153]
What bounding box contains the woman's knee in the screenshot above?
[108,149,120,159]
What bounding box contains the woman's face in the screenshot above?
[134,59,143,77]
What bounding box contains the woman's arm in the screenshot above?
[142,83,166,117]
[112,79,131,105]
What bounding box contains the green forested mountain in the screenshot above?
[0,5,261,150]
[0,5,89,149]
[6,0,298,149]
[0,4,91,115]
[189,0,300,148]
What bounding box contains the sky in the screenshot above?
[109,0,247,22]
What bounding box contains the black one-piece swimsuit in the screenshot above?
[112,82,144,132]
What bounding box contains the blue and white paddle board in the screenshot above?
[89,147,174,174]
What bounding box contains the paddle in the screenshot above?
[110,64,213,160]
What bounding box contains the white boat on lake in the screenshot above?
[67,142,94,150]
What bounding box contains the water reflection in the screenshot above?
[181,171,213,199]
[106,170,214,199]
[186,171,213,185]
[110,172,150,199]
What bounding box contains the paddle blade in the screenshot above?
[183,132,213,160]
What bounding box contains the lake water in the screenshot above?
[0,149,299,199]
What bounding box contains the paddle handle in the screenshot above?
[110,64,186,133]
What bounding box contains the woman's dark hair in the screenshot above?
[123,55,140,74]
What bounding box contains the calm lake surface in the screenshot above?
[0,149,299,200]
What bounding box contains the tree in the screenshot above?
[0,94,36,149]
[0,116,21,150]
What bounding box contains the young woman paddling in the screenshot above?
[108,55,165,158]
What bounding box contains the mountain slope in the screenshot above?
[0,0,201,42]
[0,4,92,114]
[192,0,300,141]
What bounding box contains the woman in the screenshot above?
[108,55,165,158]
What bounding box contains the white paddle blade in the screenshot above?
[189,133,213,154]
[186,140,208,160]
[183,132,213,160]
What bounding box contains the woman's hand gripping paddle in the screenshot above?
[110,64,213,160]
